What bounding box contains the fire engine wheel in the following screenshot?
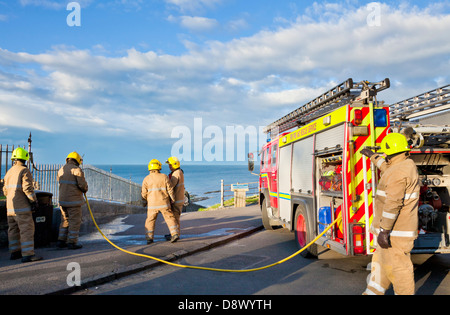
[294,206,318,258]
[261,199,276,230]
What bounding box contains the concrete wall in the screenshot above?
[78,199,146,233]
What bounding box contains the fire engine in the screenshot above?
[250,78,450,257]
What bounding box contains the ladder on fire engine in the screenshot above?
[390,84,450,121]
[263,78,391,136]
[390,84,450,148]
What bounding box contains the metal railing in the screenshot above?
[32,164,63,202]
[219,181,259,207]
[31,164,142,205]
[1,134,142,205]
[82,165,142,205]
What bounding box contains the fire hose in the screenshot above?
[85,194,339,273]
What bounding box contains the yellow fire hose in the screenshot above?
[85,194,339,273]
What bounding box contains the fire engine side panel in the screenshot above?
[315,124,346,152]
[279,144,292,222]
[315,123,346,240]
[291,136,314,194]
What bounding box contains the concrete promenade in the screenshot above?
[0,205,262,295]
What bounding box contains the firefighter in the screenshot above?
[141,159,179,244]
[57,152,88,250]
[361,133,419,295]
[165,156,185,240]
[2,147,42,263]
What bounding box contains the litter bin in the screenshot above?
[33,191,54,247]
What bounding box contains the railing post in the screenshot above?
[129,176,132,204]
[220,179,224,208]
[109,167,112,201]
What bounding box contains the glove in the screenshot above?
[361,149,375,158]
[377,228,392,249]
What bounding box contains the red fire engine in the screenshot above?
[251,79,450,257]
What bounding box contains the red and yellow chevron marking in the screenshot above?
[346,106,390,253]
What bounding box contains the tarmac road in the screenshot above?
[0,204,448,296]
[75,227,450,296]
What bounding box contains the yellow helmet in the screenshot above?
[67,152,83,164]
[148,159,162,171]
[165,156,180,169]
[11,147,29,161]
[379,133,410,156]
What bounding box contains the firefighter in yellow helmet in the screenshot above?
[141,159,179,244]
[57,152,88,250]
[361,133,419,295]
[2,147,42,262]
[165,156,185,240]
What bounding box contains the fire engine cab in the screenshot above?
[252,78,450,257]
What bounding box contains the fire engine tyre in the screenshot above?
[294,206,319,258]
[261,199,276,230]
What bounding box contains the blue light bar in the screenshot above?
[374,109,387,127]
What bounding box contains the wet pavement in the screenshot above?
[0,205,262,295]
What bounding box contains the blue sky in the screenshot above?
[0,0,449,165]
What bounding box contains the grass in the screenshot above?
[198,194,259,211]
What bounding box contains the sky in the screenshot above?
[0,0,449,165]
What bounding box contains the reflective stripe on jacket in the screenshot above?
[142,170,175,211]
[370,153,419,240]
[58,160,88,207]
[2,161,37,216]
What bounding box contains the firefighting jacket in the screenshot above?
[169,169,185,208]
[370,153,419,240]
[142,170,175,211]
[58,160,88,207]
[2,161,37,216]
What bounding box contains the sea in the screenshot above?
[93,164,260,208]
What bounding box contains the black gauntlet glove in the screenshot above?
[378,228,392,249]
[361,149,375,158]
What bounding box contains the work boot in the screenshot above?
[67,243,83,250]
[164,234,171,241]
[10,251,22,260]
[56,240,67,248]
[147,239,154,245]
[21,255,43,263]
[170,234,180,243]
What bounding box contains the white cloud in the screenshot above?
[18,0,93,9]
[168,15,219,32]
[1,2,449,144]
[226,18,249,32]
[165,0,222,13]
